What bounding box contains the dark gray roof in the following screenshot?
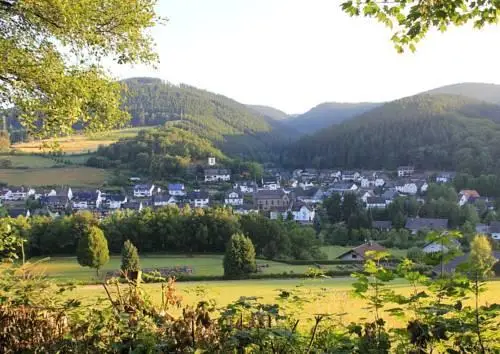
[7,208,28,218]
[405,218,448,231]
[489,221,500,233]
[204,169,230,175]
[373,220,392,229]
[432,252,500,275]
[254,190,286,199]
[189,191,209,199]
[366,197,386,204]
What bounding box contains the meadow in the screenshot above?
[0,166,111,187]
[0,154,59,168]
[12,127,152,154]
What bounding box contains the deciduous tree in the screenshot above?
[77,226,109,276]
[223,233,256,279]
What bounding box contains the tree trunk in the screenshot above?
[96,267,99,277]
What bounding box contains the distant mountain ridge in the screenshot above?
[246,105,289,120]
[284,102,381,134]
[424,82,500,104]
[286,93,500,174]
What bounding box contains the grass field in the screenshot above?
[28,255,315,283]
[0,166,111,187]
[12,127,153,153]
[68,278,500,328]
[0,154,59,168]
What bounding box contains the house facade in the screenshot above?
[254,190,290,211]
[204,169,231,182]
[133,184,155,198]
[224,190,243,206]
[397,166,414,177]
[168,183,186,196]
[366,197,387,209]
[337,242,386,261]
[189,191,210,208]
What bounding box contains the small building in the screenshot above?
[72,191,102,210]
[208,157,216,166]
[489,221,500,241]
[372,220,392,231]
[224,190,243,206]
[133,184,155,198]
[342,171,360,181]
[329,182,358,194]
[458,190,480,206]
[436,172,456,184]
[152,194,177,207]
[261,177,280,191]
[204,169,231,182]
[397,166,414,177]
[422,239,460,254]
[395,181,418,195]
[405,217,448,234]
[188,191,210,208]
[366,197,387,209]
[121,201,144,212]
[46,187,73,200]
[40,195,69,211]
[337,242,386,261]
[234,181,257,194]
[7,208,31,218]
[290,203,315,223]
[104,195,128,209]
[168,183,186,196]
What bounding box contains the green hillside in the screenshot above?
[246,105,289,120]
[122,77,299,159]
[284,102,380,134]
[425,82,500,104]
[286,94,500,174]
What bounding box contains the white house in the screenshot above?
[189,191,210,208]
[489,222,500,241]
[360,177,374,189]
[105,195,127,209]
[234,181,256,194]
[436,172,456,184]
[342,171,360,181]
[134,184,155,198]
[168,183,186,196]
[72,190,102,210]
[458,190,480,206]
[395,182,418,195]
[153,195,177,207]
[2,188,35,201]
[422,239,460,254]
[204,169,231,182]
[397,166,414,177]
[329,182,358,193]
[224,190,243,206]
[299,181,314,190]
[291,204,315,223]
[208,157,216,166]
[261,177,280,190]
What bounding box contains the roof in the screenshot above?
[460,189,480,198]
[330,182,355,191]
[168,183,184,190]
[291,203,312,212]
[373,220,392,229]
[405,218,448,231]
[41,195,68,203]
[134,184,153,189]
[121,201,143,210]
[432,252,500,275]
[153,195,173,202]
[398,166,414,170]
[189,191,209,199]
[106,194,126,202]
[254,189,286,199]
[489,221,500,233]
[7,208,28,218]
[366,197,386,204]
[72,191,98,201]
[337,242,386,259]
[381,189,399,199]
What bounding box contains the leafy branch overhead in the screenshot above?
[0,0,164,138]
[341,0,500,52]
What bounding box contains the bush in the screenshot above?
[223,233,257,279]
[407,247,425,263]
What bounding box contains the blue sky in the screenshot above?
[111,1,500,114]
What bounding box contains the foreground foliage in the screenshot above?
[1,222,499,352]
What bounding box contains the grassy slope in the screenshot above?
[0,154,58,168]
[0,166,110,187]
[12,127,149,154]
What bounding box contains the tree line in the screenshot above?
[5,206,324,261]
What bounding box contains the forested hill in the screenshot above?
[122,77,299,159]
[285,94,500,174]
[284,102,381,134]
[424,82,500,104]
[246,105,288,120]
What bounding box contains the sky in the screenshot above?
[111,0,500,114]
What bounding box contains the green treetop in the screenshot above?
[77,225,110,276]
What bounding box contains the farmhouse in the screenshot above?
[337,241,386,261]
[341,171,360,181]
[40,195,69,211]
[261,177,280,190]
[405,217,448,234]
[72,191,102,210]
[204,169,231,182]
[104,195,128,209]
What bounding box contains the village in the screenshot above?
[2,158,499,243]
